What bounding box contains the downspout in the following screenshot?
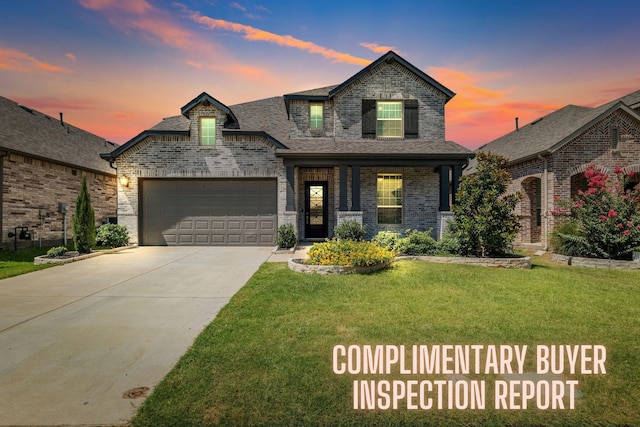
[538,154,549,251]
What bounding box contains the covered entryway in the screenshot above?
[141,179,277,246]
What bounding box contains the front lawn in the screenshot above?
[0,247,57,279]
[132,258,640,426]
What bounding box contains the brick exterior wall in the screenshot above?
[505,109,640,248]
[288,100,335,138]
[332,61,447,140]
[115,104,286,244]
[2,153,116,249]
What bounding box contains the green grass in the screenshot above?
[0,246,57,279]
[132,257,640,426]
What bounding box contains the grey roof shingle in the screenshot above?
[0,96,117,175]
[478,89,640,163]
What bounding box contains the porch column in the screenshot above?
[339,165,348,211]
[351,165,361,211]
[452,164,463,206]
[286,166,295,211]
[439,165,451,211]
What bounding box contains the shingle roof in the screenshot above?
[478,89,640,163]
[0,95,117,175]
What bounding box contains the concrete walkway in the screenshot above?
[0,246,272,426]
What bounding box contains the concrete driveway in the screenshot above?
[0,246,272,426]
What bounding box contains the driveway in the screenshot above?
[0,246,272,426]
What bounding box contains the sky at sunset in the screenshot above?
[2,0,640,150]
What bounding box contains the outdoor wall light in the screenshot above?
[119,175,130,187]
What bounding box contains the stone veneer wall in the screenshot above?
[2,153,116,248]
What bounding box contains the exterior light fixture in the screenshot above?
[119,175,130,187]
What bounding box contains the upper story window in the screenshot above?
[362,99,418,139]
[200,117,216,146]
[310,103,323,130]
[376,101,403,138]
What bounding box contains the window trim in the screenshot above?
[199,117,216,147]
[376,173,403,225]
[376,101,404,139]
[309,102,323,131]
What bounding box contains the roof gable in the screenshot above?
[0,95,116,175]
[181,92,239,128]
[328,51,455,102]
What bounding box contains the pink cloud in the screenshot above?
[0,47,72,74]
[180,5,371,66]
[360,42,396,54]
[65,53,77,61]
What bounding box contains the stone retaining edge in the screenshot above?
[400,255,532,269]
[34,245,136,265]
[288,258,389,275]
[551,253,640,270]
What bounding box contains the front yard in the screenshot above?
[132,257,640,426]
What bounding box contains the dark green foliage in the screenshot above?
[46,246,68,258]
[276,224,297,249]
[396,229,437,255]
[449,152,522,257]
[72,174,96,254]
[96,223,130,247]
[333,220,366,241]
[435,231,461,255]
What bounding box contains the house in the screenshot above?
[476,90,640,249]
[0,96,118,249]
[101,51,473,246]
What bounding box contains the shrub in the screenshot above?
[371,230,403,251]
[47,246,68,258]
[333,220,366,241]
[435,231,461,255]
[72,174,96,254]
[396,229,437,255]
[306,239,395,268]
[96,223,130,248]
[449,152,522,257]
[551,164,640,259]
[276,224,297,249]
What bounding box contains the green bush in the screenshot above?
[72,174,96,254]
[449,152,522,257]
[306,239,395,267]
[371,230,403,251]
[46,246,68,258]
[96,223,130,248]
[276,224,297,249]
[435,231,461,255]
[396,229,437,255]
[333,220,366,241]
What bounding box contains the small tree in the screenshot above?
[449,152,522,257]
[72,174,96,253]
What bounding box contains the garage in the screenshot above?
[140,179,277,246]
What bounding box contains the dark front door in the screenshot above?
[305,181,328,239]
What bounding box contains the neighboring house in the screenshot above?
[475,89,640,249]
[101,51,473,246]
[0,96,118,249]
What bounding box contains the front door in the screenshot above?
[305,181,328,239]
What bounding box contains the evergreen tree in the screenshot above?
[449,152,522,257]
[72,174,96,253]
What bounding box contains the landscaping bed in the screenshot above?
[551,253,640,270]
[33,245,133,265]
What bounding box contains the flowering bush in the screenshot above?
[551,164,640,260]
[306,239,396,268]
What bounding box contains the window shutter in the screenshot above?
[362,100,376,139]
[404,99,418,139]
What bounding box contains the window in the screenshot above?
[310,103,323,130]
[377,174,402,224]
[376,101,403,138]
[362,100,417,139]
[200,117,216,146]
